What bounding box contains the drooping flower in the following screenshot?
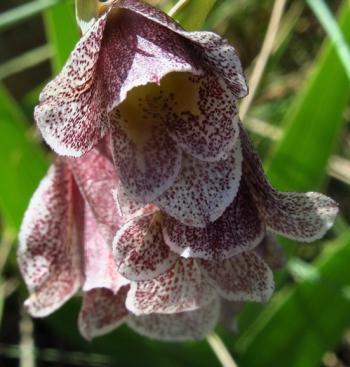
[34,0,246,224]
[18,145,127,316]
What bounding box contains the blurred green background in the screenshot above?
[0,0,350,366]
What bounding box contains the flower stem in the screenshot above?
[168,0,190,17]
[207,332,239,367]
[240,0,287,120]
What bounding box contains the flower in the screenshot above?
[34,0,246,221]
[22,0,339,343]
[18,145,273,341]
[18,145,127,317]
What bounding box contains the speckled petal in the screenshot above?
[201,252,274,303]
[69,145,121,244]
[166,74,239,162]
[126,259,215,315]
[18,160,82,317]
[34,13,109,157]
[155,140,242,228]
[113,212,177,281]
[111,118,182,203]
[128,296,220,341]
[241,127,338,242]
[117,0,247,98]
[162,179,264,260]
[78,286,129,340]
[82,205,128,293]
[99,3,201,112]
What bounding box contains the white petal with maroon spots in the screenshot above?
[113,213,177,281]
[255,234,286,271]
[126,258,215,315]
[111,120,182,203]
[18,160,82,317]
[117,0,247,98]
[155,140,242,228]
[162,179,264,260]
[79,286,129,340]
[34,13,110,157]
[241,126,338,242]
[166,74,239,162]
[201,252,274,303]
[128,296,220,341]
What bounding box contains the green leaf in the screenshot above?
[307,0,350,80]
[266,1,350,192]
[172,0,218,30]
[0,85,48,232]
[235,230,350,367]
[43,0,79,73]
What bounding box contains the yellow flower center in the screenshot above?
[115,72,200,146]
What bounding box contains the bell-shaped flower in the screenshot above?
[34,0,246,220]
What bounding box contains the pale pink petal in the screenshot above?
[18,160,82,317]
[69,145,121,244]
[166,74,239,161]
[128,296,220,341]
[34,13,109,157]
[162,179,264,260]
[155,140,242,228]
[113,213,177,281]
[82,205,128,293]
[241,127,338,242]
[255,234,286,271]
[78,287,129,340]
[111,118,182,203]
[126,259,215,315]
[201,252,274,303]
[117,0,247,97]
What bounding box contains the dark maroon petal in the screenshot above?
[166,73,239,162]
[82,205,128,293]
[78,286,129,340]
[155,140,242,228]
[127,296,220,341]
[34,13,109,157]
[99,4,201,112]
[18,160,82,317]
[111,116,182,203]
[117,0,247,98]
[201,252,274,303]
[162,179,264,260]
[241,127,338,242]
[113,212,177,281]
[125,259,215,315]
[69,145,121,244]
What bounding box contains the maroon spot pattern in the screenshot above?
[113,213,177,281]
[79,286,130,340]
[162,179,265,260]
[241,126,338,242]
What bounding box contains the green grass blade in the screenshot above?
[235,230,350,367]
[172,0,218,30]
[0,0,59,31]
[266,1,350,192]
[43,0,79,73]
[0,85,48,232]
[307,0,350,80]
